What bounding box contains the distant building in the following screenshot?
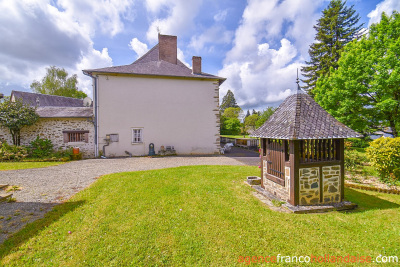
[0,91,94,158]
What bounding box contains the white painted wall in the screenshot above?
[96,75,220,157]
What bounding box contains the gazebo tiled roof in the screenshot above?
[252,90,361,140]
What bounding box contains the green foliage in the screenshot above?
[244,114,259,131]
[302,0,363,92]
[345,149,367,174]
[0,140,28,161]
[366,137,400,184]
[220,116,241,135]
[255,107,275,128]
[220,90,239,113]
[314,12,400,137]
[223,107,242,119]
[29,136,54,158]
[347,137,371,148]
[0,99,39,145]
[31,66,87,99]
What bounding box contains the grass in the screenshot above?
[220,135,256,139]
[0,161,65,171]
[1,166,399,266]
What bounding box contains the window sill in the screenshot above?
[67,142,87,145]
[131,142,144,145]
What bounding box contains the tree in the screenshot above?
[245,110,250,118]
[244,114,259,132]
[255,107,276,128]
[220,115,241,135]
[31,66,87,99]
[252,109,257,115]
[220,90,239,113]
[0,98,39,145]
[314,12,400,137]
[301,0,363,93]
[223,107,242,119]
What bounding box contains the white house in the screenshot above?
[83,34,225,157]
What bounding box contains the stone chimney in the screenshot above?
[192,56,202,74]
[158,34,177,64]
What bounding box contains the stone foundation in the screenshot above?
[299,167,320,205]
[262,160,289,201]
[0,118,95,158]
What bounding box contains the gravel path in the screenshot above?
[0,156,259,243]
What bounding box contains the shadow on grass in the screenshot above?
[0,200,85,259]
[344,188,400,212]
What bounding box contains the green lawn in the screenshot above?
[1,166,399,266]
[0,161,65,171]
[220,135,256,139]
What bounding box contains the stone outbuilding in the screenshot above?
[251,89,361,206]
[0,91,95,158]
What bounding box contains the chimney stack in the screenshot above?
[192,56,202,74]
[158,34,177,64]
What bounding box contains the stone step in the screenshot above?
[0,193,13,203]
[0,184,8,190]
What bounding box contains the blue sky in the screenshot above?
[0,0,399,111]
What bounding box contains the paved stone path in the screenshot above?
[0,156,259,243]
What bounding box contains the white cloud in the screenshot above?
[145,0,203,43]
[57,0,135,36]
[367,0,400,26]
[129,38,149,58]
[189,25,233,52]
[214,9,228,22]
[0,0,113,98]
[219,0,323,109]
[76,47,113,96]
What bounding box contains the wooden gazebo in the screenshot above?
[251,89,361,206]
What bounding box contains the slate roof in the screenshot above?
[12,91,84,107]
[83,45,226,84]
[36,107,93,118]
[252,90,361,140]
[11,91,93,118]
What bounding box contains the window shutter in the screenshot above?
[63,132,68,143]
[84,133,89,143]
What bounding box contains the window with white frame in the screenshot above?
[132,128,143,143]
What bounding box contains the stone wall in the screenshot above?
[299,167,320,205]
[0,118,95,158]
[262,160,290,201]
[322,165,341,203]
[299,165,341,205]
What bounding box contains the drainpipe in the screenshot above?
[83,71,99,157]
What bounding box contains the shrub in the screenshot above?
[346,137,371,148]
[345,149,367,173]
[366,137,400,184]
[0,140,28,161]
[29,136,53,158]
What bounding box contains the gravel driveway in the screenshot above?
[0,156,259,244]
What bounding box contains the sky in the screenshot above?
[0,0,399,111]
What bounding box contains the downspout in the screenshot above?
[83,71,99,157]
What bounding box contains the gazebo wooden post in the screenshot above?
[289,140,300,206]
[340,139,345,201]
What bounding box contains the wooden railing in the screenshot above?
[299,139,339,163]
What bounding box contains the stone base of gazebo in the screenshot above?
[250,184,357,214]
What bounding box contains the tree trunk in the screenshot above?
[389,120,398,138]
[10,129,21,146]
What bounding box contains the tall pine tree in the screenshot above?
[301,0,364,93]
[220,90,239,113]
